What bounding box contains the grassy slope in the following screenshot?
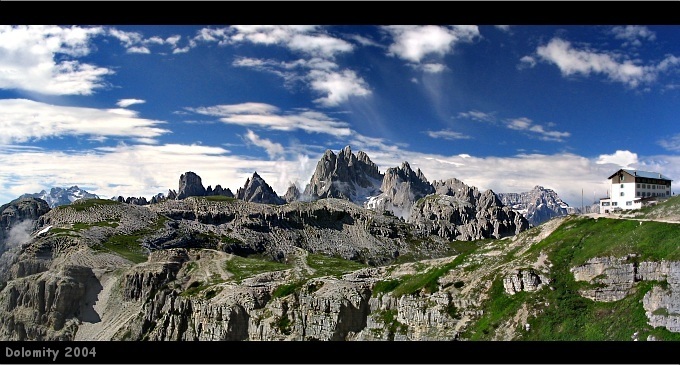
[465,215,680,341]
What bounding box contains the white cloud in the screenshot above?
[383,25,479,64]
[495,25,511,32]
[457,110,496,123]
[536,37,680,88]
[596,150,638,167]
[188,102,352,136]
[308,69,371,106]
[190,102,279,116]
[0,99,168,144]
[108,27,183,54]
[425,129,471,140]
[127,46,151,54]
[116,99,146,108]
[231,25,353,57]
[244,129,284,159]
[506,117,570,142]
[287,33,354,58]
[0,25,111,95]
[611,25,656,47]
[108,28,143,47]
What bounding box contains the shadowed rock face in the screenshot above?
[0,198,51,248]
[177,172,207,200]
[236,172,285,205]
[303,146,383,203]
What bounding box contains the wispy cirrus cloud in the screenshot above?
[506,117,570,142]
[457,110,496,123]
[658,134,680,152]
[0,99,168,144]
[243,129,285,159]
[233,56,371,107]
[187,102,352,136]
[193,26,371,107]
[534,37,680,88]
[610,25,656,47]
[0,25,112,95]
[425,129,471,140]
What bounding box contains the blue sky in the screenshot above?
[2,24,680,208]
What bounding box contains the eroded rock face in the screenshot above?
[367,162,434,220]
[177,172,207,200]
[236,172,285,205]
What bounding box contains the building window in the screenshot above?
[637,192,640,196]
[637,183,640,188]
[612,202,618,206]
[626,201,632,206]
[621,184,624,188]
[602,202,610,206]
[620,192,625,196]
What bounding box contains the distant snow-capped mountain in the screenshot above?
[20,186,99,208]
[496,186,574,227]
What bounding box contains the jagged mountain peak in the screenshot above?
[237,172,285,205]
[303,145,383,204]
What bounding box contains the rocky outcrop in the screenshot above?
[571,256,638,302]
[303,146,383,204]
[571,257,680,333]
[497,186,572,227]
[177,172,207,200]
[20,186,99,208]
[366,162,434,219]
[283,184,300,203]
[236,172,285,205]
[503,269,548,295]
[409,179,529,241]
